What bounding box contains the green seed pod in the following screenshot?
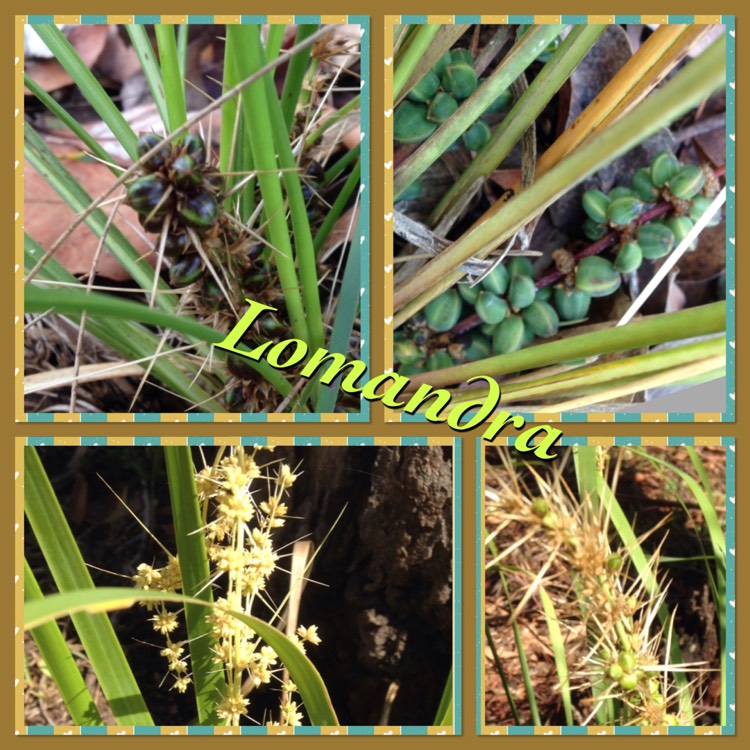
[522,300,559,338]
[607,195,643,227]
[462,120,491,151]
[506,256,535,278]
[169,253,205,286]
[394,100,438,144]
[442,61,478,100]
[398,361,426,376]
[183,133,207,164]
[606,553,623,571]
[637,222,675,259]
[164,231,190,258]
[427,92,459,123]
[432,50,453,78]
[608,186,636,201]
[608,664,624,681]
[650,150,681,187]
[667,216,697,250]
[169,154,203,191]
[406,69,441,103]
[508,274,537,310]
[521,323,536,347]
[179,188,220,229]
[531,498,549,517]
[492,315,526,354]
[535,285,552,302]
[668,164,706,200]
[450,48,474,66]
[554,287,592,321]
[582,189,611,224]
[631,167,659,202]
[689,195,722,227]
[481,83,513,114]
[584,218,608,241]
[599,647,613,663]
[425,289,462,332]
[481,264,510,296]
[480,322,498,337]
[475,291,509,325]
[137,132,172,172]
[618,651,637,673]
[394,338,424,366]
[614,241,644,273]
[127,174,173,215]
[456,331,492,361]
[397,179,424,202]
[619,673,639,691]
[575,256,621,297]
[457,281,481,305]
[426,350,454,371]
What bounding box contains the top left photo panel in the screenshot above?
[17,15,370,422]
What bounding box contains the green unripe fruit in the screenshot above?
[426,350,454,371]
[394,339,424,366]
[169,253,204,286]
[522,323,536,347]
[492,315,526,354]
[406,69,441,103]
[608,664,624,681]
[482,85,513,114]
[667,216,697,250]
[169,154,202,191]
[506,256,534,278]
[535,285,552,302]
[522,300,559,338]
[608,186,636,201]
[664,714,680,726]
[481,264,510,296]
[127,174,172,215]
[531,498,549,517]
[427,92,459,123]
[584,218,608,241]
[615,241,644,273]
[394,101,438,144]
[457,282,481,305]
[637,222,675,259]
[398,361,426,376]
[480,322,498,337]
[179,188,220,229]
[668,164,706,199]
[619,673,639,691]
[137,132,171,172]
[650,150,681,187]
[554,288,592,321]
[689,195,722,227]
[582,189,611,224]
[463,120,491,151]
[164,232,190,258]
[450,48,474,66]
[607,195,643,227]
[457,331,492,361]
[618,651,637,673]
[606,553,623,571]
[425,289,462,332]
[508,274,537,310]
[575,256,622,297]
[599,647,613,663]
[432,51,453,78]
[442,61,478,100]
[475,291,509,325]
[631,167,659,202]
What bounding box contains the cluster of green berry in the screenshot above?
[394,48,512,153]
[126,132,225,287]
[395,149,720,376]
[581,149,721,274]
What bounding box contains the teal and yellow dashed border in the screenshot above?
[384,16,735,424]
[15,15,370,424]
[15,435,461,736]
[477,435,736,735]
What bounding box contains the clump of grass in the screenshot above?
[485,446,725,726]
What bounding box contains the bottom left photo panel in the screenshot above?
[16,437,460,735]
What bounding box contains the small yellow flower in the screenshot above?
[150,609,179,635]
[297,624,322,645]
[172,676,192,693]
[277,464,298,489]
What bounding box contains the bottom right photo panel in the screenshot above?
[482,440,734,735]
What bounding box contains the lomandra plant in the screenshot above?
[24,445,339,727]
[484,445,727,727]
[23,22,363,414]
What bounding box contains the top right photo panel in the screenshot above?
[387,17,734,422]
